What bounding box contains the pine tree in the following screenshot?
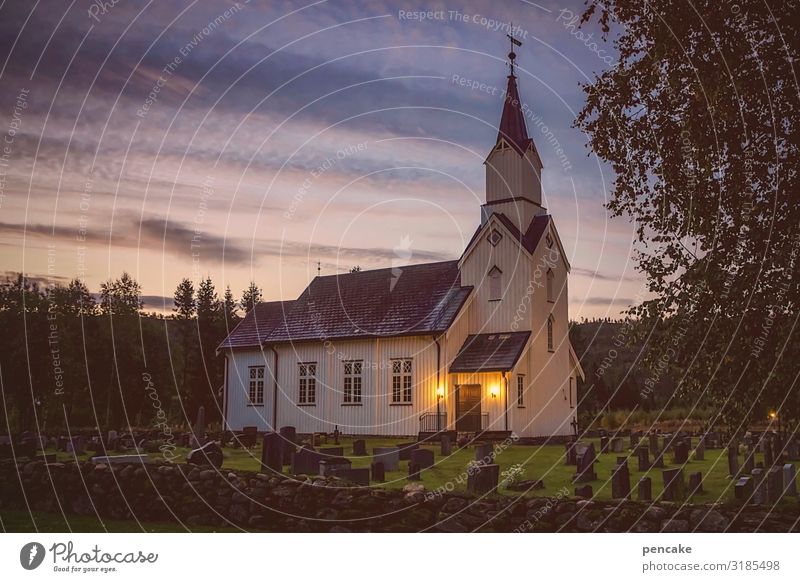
[173,278,196,319]
[240,281,262,315]
[222,285,238,324]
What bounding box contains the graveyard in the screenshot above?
[12,432,799,506]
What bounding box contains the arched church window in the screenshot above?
[546,268,555,302]
[488,266,502,301]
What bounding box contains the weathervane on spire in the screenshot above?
[507,23,522,76]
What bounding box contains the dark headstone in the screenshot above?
[408,462,421,481]
[260,432,283,475]
[636,445,650,472]
[600,436,609,453]
[440,434,452,456]
[573,443,597,483]
[574,484,593,498]
[763,437,774,467]
[694,437,705,461]
[783,464,796,497]
[662,468,685,502]
[187,441,223,468]
[565,440,578,465]
[735,476,754,501]
[611,437,624,453]
[279,426,297,465]
[751,468,766,504]
[313,433,323,447]
[466,463,500,495]
[649,433,659,457]
[474,442,494,464]
[688,471,703,495]
[638,477,652,502]
[766,466,783,504]
[395,442,419,461]
[630,432,641,450]
[319,447,344,458]
[373,447,400,471]
[352,439,367,456]
[652,451,665,468]
[727,442,739,477]
[411,448,435,470]
[743,447,756,475]
[319,457,352,478]
[611,459,631,499]
[291,446,322,475]
[371,461,385,483]
[673,440,689,464]
[57,436,68,452]
[333,426,340,445]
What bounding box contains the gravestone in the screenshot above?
[333,426,340,445]
[611,458,631,499]
[319,447,344,458]
[279,426,297,465]
[371,461,385,483]
[565,440,578,465]
[764,440,775,467]
[636,445,650,472]
[313,433,323,447]
[573,443,597,483]
[735,476,754,501]
[751,468,766,504]
[673,440,689,464]
[630,432,641,450]
[395,442,419,461]
[649,433,660,457]
[787,440,800,461]
[319,457,352,478]
[466,463,500,495]
[575,484,593,498]
[91,454,150,464]
[766,466,783,504]
[352,439,367,456]
[600,436,609,453]
[743,447,756,475]
[661,468,685,502]
[373,447,400,472]
[694,437,705,461]
[187,441,223,468]
[727,442,739,477]
[291,446,322,475]
[107,430,118,450]
[611,437,624,453]
[688,471,703,495]
[57,436,68,452]
[260,432,283,474]
[638,477,652,502]
[411,448,435,470]
[408,462,421,481]
[440,434,452,456]
[474,442,494,464]
[652,450,665,468]
[70,435,85,455]
[190,406,206,448]
[783,464,796,497]
[337,467,370,486]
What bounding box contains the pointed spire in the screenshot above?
[497,73,532,156]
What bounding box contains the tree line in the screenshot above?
[0,272,264,433]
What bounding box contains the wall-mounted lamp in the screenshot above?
[436,386,445,399]
[489,385,499,399]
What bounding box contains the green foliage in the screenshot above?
[577,1,800,434]
[240,281,262,315]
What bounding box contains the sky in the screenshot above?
[0,0,643,318]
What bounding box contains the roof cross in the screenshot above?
[507,23,522,76]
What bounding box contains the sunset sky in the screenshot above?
[0,0,642,318]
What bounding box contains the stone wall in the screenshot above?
[1,459,798,532]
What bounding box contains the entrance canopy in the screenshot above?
[449,332,530,373]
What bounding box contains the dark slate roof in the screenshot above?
[217,300,295,350]
[264,261,472,343]
[497,74,533,156]
[449,332,531,373]
[464,213,551,257]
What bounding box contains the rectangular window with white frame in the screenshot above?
[391,359,413,404]
[343,360,363,404]
[517,374,525,407]
[248,366,264,405]
[298,362,317,405]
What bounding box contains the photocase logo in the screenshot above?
[20,542,45,570]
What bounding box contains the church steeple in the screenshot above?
[483,38,544,234]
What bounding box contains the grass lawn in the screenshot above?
[44,437,799,505]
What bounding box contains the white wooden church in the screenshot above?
[219,56,583,438]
